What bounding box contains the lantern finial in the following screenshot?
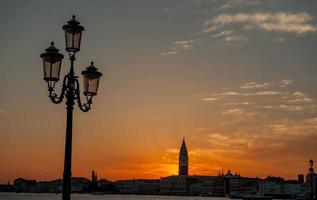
[51,41,54,46]
[72,15,76,20]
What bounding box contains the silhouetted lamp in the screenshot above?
[40,42,64,89]
[40,15,102,200]
[81,62,102,97]
[62,15,84,52]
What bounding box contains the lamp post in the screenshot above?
[40,15,102,200]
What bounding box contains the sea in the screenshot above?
[0,193,230,200]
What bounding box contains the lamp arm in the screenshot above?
[48,76,67,104]
[74,79,91,112]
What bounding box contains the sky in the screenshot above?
[1,0,317,183]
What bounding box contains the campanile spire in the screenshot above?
[179,138,188,176]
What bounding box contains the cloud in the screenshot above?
[222,108,245,115]
[240,82,269,89]
[282,91,312,104]
[270,117,317,136]
[202,97,219,101]
[161,39,200,56]
[218,0,261,10]
[224,102,252,106]
[211,29,248,46]
[200,80,316,116]
[203,90,282,101]
[223,35,248,45]
[208,12,317,35]
[280,79,293,87]
[212,30,234,38]
[202,25,218,33]
[250,91,281,96]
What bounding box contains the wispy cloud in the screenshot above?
[202,97,219,101]
[161,39,200,56]
[208,29,249,46]
[206,12,317,35]
[270,117,317,136]
[280,79,294,87]
[203,90,282,100]
[282,91,312,104]
[240,82,269,89]
[218,0,261,10]
[200,80,315,115]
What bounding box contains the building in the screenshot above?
[259,176,285,195]
[13,178,37,193]
[0,183,13,192]
[115,179,160,194]
[259,176,305,198]
[160,175,217,195]
[307,159,317,199]
[284,180,305,197]
[13,177,89,193]
[37,179,63,193]
[179,138,188,176]
[228,176,259,196]
[71,177,90,192]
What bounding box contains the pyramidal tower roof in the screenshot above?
[180,138,188,155]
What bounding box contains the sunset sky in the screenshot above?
[1,0,317,184]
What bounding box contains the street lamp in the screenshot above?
[40,15,102,200]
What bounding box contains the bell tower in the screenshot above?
[179,138,188,176]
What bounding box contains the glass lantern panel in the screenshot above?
[65,31,74,50]
[43,60,51,80]
[73,32,82,50]
[43,59,61,81]
[83,77,100,96]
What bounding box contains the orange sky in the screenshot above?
[1,0,317,184]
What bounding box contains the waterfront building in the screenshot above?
[13,178,37,193]
[259,176,285,195]
[259,176,305,198]
[298,174,305,183]
[71,177,90,192]
[0,183,13,192]
[115,179,160,194]
[306,159,317,199]
[228,176,259,196]
[284,180,305,197]
[13,177,89,193]
[36,179,63,193]
[160,175,217,195]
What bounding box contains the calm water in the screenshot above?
[0,193,229,200]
